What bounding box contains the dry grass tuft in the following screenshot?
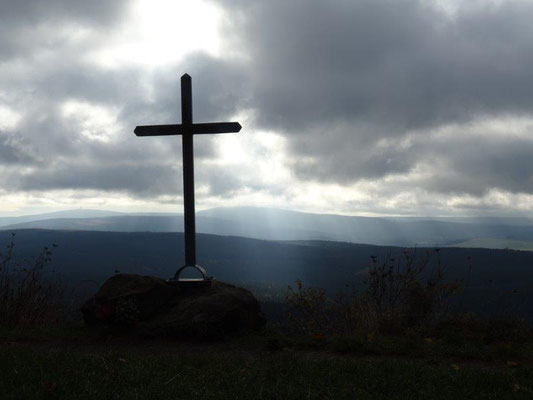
[284,249,526,341]
[0,233,66,328]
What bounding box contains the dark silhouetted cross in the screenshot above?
[134,74,241,282]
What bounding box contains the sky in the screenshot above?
[1,0,533,217]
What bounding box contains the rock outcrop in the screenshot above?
[81,274,265,338]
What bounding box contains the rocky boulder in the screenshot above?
[81,274,265,338]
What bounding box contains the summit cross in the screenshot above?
[134,73,242,282]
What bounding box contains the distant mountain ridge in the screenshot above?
[2,206,533,248]
[0,209,123,227]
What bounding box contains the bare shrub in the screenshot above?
[359,250,459,333]
[285,280,334,336]
[285,249,460,336]
[0,233,65,328]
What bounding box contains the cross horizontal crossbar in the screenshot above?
[134,122,242,137]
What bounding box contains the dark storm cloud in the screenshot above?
[4,0,533,205]
[0,0,247,200]
[211,0,533,195]
[218,0,533,131]
[119,55,247,127]
[0,0,128,24]
[291,124,533,197]
[415,134,533,196]
[0,0,129,57]
[0,131,38,165]
[9,162,182,197]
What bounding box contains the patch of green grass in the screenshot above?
[452,238,533,251]
[328,334,533,361]
[257,328,533,363]
[0,322,95,342]
[1,344,533,399]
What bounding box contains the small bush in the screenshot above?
[358,250,459,333]
[284,249,533,349]
[285,249,461,336]
[285,280,335,336]
[0,233,65,328]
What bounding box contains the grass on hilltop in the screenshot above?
[1,339,533,400]
[1,241,533,399]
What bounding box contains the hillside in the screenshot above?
[2,229,533,320]
[2,229,533,399]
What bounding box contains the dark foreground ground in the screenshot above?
[1,326,532,400]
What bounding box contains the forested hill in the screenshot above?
[2,229,533,291]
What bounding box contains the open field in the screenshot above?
[452,238,533,252]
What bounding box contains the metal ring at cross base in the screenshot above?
[173,264,210,281]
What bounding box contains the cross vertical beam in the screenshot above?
[134,73,242,282]
[181,74,196,267]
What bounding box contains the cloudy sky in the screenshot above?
[1,0,533,217]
